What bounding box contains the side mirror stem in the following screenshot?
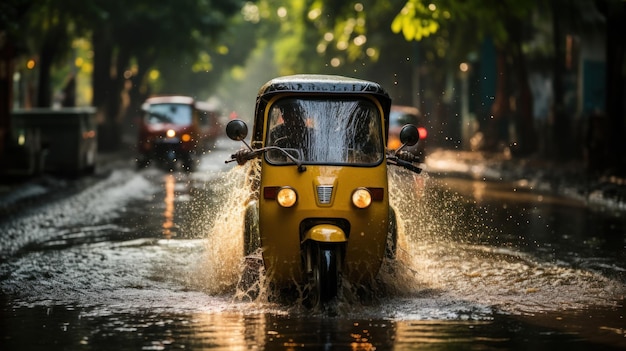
[394,143,408,155]
[241,139,253,151]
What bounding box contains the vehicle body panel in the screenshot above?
[259,163,389,286]
[248,75,392,288]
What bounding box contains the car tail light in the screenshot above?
[418,127,427,140]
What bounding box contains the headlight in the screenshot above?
[166,129,176,138]
[352,188,372,209]
[276,187,297,208]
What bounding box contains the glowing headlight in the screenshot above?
[276,187,297,207]
[166,129,176,138]
[352,188,372,209]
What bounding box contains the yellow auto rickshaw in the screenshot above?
[225,74,422,306]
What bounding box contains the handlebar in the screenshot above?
[394,158,422,174]
[227,146,420,174]
[387,152,422,174]
[396,151,420,163]
[226,148,262,165]
[226,147,307,172]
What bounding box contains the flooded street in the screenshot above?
[1,139,624,350]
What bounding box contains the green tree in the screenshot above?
[391,0,626,169]
[392,0,538,155]
[263,1,423,102]
[0,0,36,168]
[23,0,77,107]
[7,0,249,150]
[267,0,468,146]
[82,0,246,150]
[595,0,626,175]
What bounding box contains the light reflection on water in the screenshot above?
[162,174,176,239]
[385,167,624,315]
[4,163,620,316]
[1,157,625,350]
[141,141,625,318]
[2,302,624,350]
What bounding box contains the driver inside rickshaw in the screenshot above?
[268,103,309,149]
[266,98,384,165]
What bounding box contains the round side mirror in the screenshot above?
[400,124,420,146]
[399,124,420,146]
[226,119,249,141]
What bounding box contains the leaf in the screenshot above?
[402,19,415,40]
[391,13,403,33]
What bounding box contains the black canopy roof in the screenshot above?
[252,75,392,142]
[258,74,390,98]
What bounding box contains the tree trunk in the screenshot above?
[509,19,536,156]
[36,23,68,108]
[124,54,154,144]
[483,47,509,151]
[92,29,127,151]
[604,0,626,175]
[92,30,111,150]
[550,0,570,161]
[92,30,112,110]
[0,36,15,165]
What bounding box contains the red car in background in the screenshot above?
[136,95,221,171]
[387,105,428,161]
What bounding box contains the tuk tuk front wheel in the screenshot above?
[386,206,398,259]
[306,243,342,307]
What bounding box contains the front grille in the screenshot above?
[317,186,333,204]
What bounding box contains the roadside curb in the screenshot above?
[424,148,626,212]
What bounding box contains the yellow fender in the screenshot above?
[302,224,347,243]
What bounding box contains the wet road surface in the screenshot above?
[1,139,624,350]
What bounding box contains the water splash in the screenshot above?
[383,167,625,314]
[189,161,261,295]
[186,156,624,315]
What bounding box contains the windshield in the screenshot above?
[145,103,193,125]
[265,98,384,165]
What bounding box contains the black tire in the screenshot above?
[243,203,260,256]
[386,207,398,259]
[308,243,341,307]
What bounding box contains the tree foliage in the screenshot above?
[2,0,623,170]
[391,0,442,41]
[391,0,535,46]
[5,0,250,149]
[390,0,539,154]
